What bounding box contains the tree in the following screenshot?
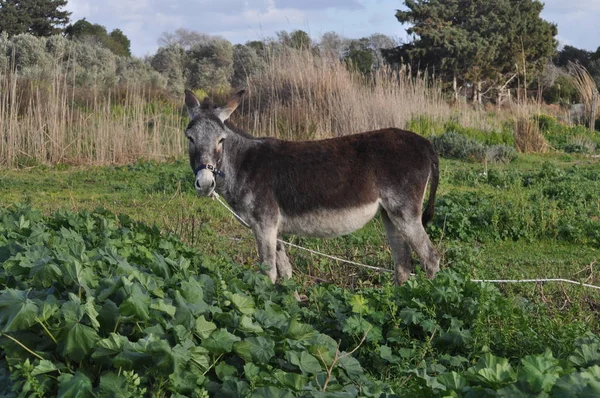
[65,19,131,57]
[388,0,557,102]
[185,38,234,90]
[0,0,70,36]
[344,38,375,74]
[277,30,312,50]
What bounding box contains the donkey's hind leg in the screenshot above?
[385,208,440,280]
[381,209,413,284]
[276,241,293,280]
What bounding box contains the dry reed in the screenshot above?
[235,48,451,140]
[514,117,549,153]
[0,62,185,168]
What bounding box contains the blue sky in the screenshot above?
[65,0,600,57]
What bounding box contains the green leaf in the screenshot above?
[274,370,308,391]
[195,315,217,339]
[284,318,314,341]
[229,293,255,315]
[0,289,39,332]
[57,372,94,398]
[215,362,238,381]
[349,294,370,315]
[288,350,322,375]
[437,371,468,391]
[61,323,100,362]
[399,307,425,325]
[31,359,58,376]
[234,336,275,364]
[92,333,128,359]
[250,387,294,398]
[238,315,264,334]
[379,345,400,364]
[119,283,150,321]
[338,353,363,378]
[519,350,562,393]
[150,298,176,318]
[201,328,240,355]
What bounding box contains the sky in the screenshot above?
[64,0,600,57]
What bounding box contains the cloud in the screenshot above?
[63,0,600,56]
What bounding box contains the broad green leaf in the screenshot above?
[195,315,217,339]
[0,289,39,332]
[243,363,261,382]
[399,307,425,325]
[274,370,308,391]
[119,283,150,321]
[338,353,363,378]
[519,350,562,393]
[201,328,240,354]
[150,298,176,318]
[437,371,468,391]
[57,372,94,398]
[570,343,600,367]
[379,345,400,364]
[61,323,100,362]
[238,315,264,334]
[284,318,314,341]
[31,359,58,376]
[92,333,128,358]
[288,350,322,375]
[349,294,370,315]
[233,337,275,364]
[229,293,255,315]
[251,387,294,398]
[215,362,238,381]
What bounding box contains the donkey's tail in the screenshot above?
[422,149,439,226]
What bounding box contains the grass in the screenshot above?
[1,155,598,307]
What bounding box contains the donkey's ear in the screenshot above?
[215,90,245,122]
[184,89,201,119]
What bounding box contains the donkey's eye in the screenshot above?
[187,136,194,144]
[218,138,225,144]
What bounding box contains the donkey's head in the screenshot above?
[184,89,244,196]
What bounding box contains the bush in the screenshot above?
[6,34,51,71]
[486,144,517,163]
[563,135,597,154]
[432,132,486,161]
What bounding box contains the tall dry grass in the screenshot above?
[235,48,452,140]
[0,63,185,168]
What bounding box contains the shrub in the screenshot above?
[151,45,186,94]
[486,144,517,163]
[432,132,486,161]
[6,34,51,71]
[563,135,597,154]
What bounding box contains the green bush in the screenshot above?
[432,132,487,162]
[486,144,517,163]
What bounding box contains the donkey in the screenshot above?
[184,89,440,285]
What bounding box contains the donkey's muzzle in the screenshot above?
[195,169,216,196]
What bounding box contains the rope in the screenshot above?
[213,194,600,290]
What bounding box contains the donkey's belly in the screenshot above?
[280,201,380,238]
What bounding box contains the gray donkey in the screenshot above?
[184,89,440,284]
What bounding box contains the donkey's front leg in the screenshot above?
[252,225,278,283]
[276,241,293,280]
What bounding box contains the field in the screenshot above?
[1,144,600,396]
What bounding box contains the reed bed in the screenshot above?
[0,63,185,167]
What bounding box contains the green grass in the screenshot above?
[1,153,600,396]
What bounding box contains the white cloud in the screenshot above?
[63,0,600,56]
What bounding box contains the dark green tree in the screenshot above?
[344,38,375,74]
[65,19,131,56]
[387,0,557,102]
[0,0,70,36]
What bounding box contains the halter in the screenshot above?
[194,163,225,178]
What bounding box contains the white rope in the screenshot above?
[471,278,600,291]
[213,194,600,290]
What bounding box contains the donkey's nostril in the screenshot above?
[210,180,216,189]
[195,179,202,189]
